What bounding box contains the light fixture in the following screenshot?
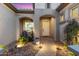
[35,41,42,48]
[36,41,40,45]
[16,43,24,48]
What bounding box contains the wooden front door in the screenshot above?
[41,18,50,36]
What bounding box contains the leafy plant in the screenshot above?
[0,45,5,48]
[68,51,76,56]
[20,31,34,42]
[18,35,28,44]
[64,19,79,45]
[28,31,34,42]
[0,45,8,54]
[63,43,68,49]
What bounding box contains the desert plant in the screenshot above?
[18,35,28,44]
[64,19,79,45]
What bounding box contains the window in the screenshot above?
[35,3,46,9]
[71,7,79,18]
[47,3,50,8]
[60,15,64,22]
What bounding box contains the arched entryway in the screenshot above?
[19,17,34,34]
[19,17,34,42]
[40,15,56,39]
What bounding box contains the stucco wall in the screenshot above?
[59,3,79,42]
[0,4,17,46]
[59,23,68,42]
[34,9,60,41]
[17,9,60,41]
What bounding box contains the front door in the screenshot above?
[41,19,50,36]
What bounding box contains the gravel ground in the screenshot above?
[2,42,41,56]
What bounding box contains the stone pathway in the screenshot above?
[36,37,57,56]
[35,37,69,56]
[36,43,56,56]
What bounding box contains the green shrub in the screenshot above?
[18,36,28,43]
[68,51,76,56]
[0,45,8,52]
[65,19,79,44]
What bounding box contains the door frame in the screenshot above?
[40,17,51,37]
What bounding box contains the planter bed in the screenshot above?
[1,42,41,56]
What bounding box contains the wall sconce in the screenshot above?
[16,43,24,48]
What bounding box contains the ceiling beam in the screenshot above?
[16,10,34,14]
[4,3,17,12]
[56,3,69,12]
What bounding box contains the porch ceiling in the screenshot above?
[4,3,35,14]
[4,3,69,14]
[56,3,69,12]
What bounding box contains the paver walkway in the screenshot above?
[35,37,69,56]
[36,37,57,56]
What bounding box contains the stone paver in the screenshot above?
[35,37,69,56]
[36,38,57,56]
